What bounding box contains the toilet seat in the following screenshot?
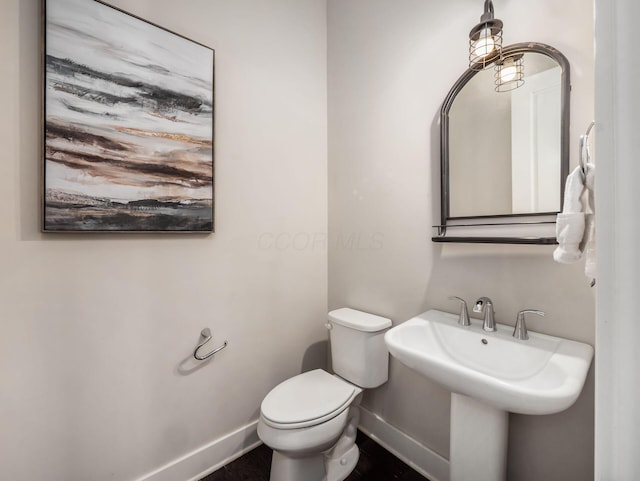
[260,369,359,430]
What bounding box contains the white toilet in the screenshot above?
[257,308,392,481]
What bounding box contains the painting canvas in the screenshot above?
[43,0,214,232]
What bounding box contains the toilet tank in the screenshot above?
[327,308,392,388]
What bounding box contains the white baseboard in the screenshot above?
[135,409,449,481]
[358,406,450,481]
[135,420,262,481]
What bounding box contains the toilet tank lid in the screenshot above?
[328,308,392,332]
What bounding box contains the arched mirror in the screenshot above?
[434,43,570,244]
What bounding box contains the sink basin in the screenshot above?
[385,309,593,415]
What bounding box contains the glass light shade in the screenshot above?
[495,55,524,92]
[472,28,496,58]
[500,64,518,82]
[469,21,503,70]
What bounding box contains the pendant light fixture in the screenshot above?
[495,54,524,91]
[468,0,503,70]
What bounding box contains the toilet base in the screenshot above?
[269,450,326,481]
[325,443,359,481]
[268,443,360,481]
[268,406,361,481]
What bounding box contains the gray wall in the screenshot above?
[0,0,597,479]
[327,0,595,480]
[0,1,328,480]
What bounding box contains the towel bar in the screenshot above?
[193,328,228,361]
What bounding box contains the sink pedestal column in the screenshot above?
[450,393,508,481]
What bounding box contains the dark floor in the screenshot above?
[201,430,429,481]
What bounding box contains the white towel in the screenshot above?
[583,214,596,279]
[582,163,596,281]
[554,212,585,263]
[562,165,586,213]
[553,166,586,263]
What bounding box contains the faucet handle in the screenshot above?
[513,309,545,340]
[448,296,471,326]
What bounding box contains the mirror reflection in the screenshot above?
[442,44,568,223]
[447,51,563,218]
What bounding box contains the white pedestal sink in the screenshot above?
[385,310,593,481]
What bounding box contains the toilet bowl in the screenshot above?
[258,369,363,481]
[257,308,391,481]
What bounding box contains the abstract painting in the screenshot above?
[43,0,214,232]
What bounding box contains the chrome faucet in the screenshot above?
[473,297,496,332]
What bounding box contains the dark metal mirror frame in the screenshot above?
[435,42,570,245]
